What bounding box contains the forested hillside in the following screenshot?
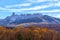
[0,26,60,40]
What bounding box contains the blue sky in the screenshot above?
[0,0,60,19]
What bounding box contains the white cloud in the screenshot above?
[55,1,60,6]
[55,15,60,18]
[0,3,51,12]
[0,0,60,13]
[23,5,51,10]
[29,0,58,3]
[24,10,60,13]
[35,10,60,12]
[0,7,6,10]
[4,9,60,12]
[50,14,60,18]
[5,3,31,8]
[35,0,52,2]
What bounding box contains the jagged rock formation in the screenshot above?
[0,13,60,27]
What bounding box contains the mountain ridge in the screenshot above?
[0,13,60,27]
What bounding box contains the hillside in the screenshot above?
[0,26,60,40]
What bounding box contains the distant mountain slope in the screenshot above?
[0,13,60,27]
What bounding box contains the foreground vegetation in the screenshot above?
[0,26,60,40]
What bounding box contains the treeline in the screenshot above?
[0,26,60,40]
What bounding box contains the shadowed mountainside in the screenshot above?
[0,13,60,27]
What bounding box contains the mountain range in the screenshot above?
[0,12,60,27]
